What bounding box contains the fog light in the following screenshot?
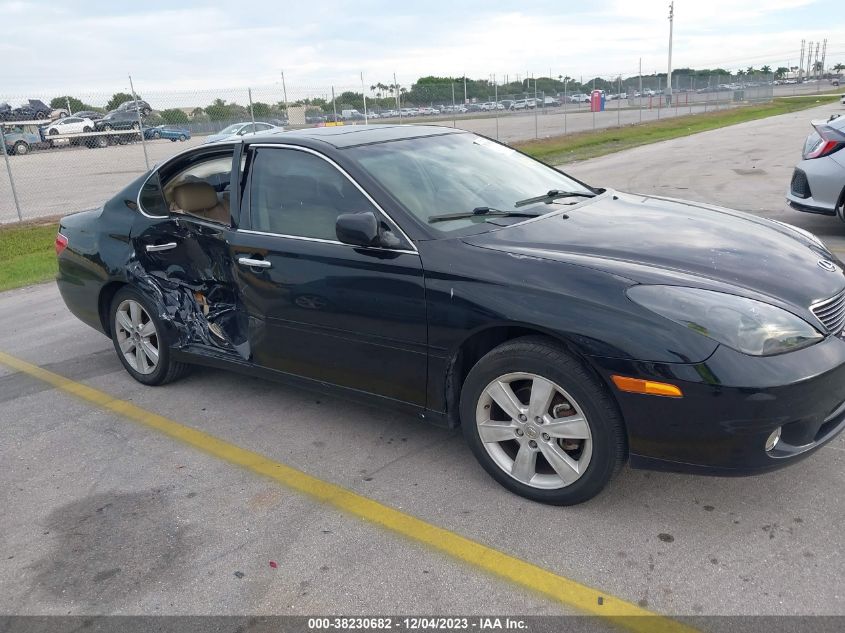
[765,427,781,452]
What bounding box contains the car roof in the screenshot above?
[245,124,465,149]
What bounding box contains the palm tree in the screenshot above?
[760,65,771,74]
[832,63,844,72]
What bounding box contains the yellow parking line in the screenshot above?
[0,349,700,633]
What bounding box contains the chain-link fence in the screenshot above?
[0,69,834,223]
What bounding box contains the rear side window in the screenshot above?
[138,149,239,222]
[248,147,376,240]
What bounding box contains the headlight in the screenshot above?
[627,285,823,356]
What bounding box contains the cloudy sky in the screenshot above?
[1,0,842,104]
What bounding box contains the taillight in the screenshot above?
[55,232,68,256]
[804,122,845,159]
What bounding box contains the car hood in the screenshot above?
[462,190,845,310]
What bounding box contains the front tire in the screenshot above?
[460,337,625,505]
[13,141,29,155]
[110,287,189,386]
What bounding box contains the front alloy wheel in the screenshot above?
[476,372,592,489]
[461,337,625,505]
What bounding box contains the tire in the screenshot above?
[48,128,58,136]
[460,336,625,505]
[110,287,190,386]
[132,122,140,130]
[83,126,92,133]
[153,131,161,139]
[171,138,178,142]
[13,141,28,155]
[103,124,113,131]
[35,111,46,119]
[179,134,187,141]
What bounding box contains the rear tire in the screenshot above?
[110,287,190,386]
[13,141,28,155]
[460,336,625,505]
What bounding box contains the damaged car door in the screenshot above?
[131,145,251,360]
[228,145,429,406]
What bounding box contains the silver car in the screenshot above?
[787,114,845,219]
[203,121,282,144]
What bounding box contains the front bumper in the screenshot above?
[589,335,845,475]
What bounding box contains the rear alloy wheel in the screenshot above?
[179,134,187,141]
[110,287,189,385]
[13,141,28,155]
[153,130,161,139]
[461,337,625,505]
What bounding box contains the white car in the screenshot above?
[203,122,282,144]
[45,116,95,136]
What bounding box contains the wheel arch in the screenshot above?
[98,280,126,336]
[443,323,618,428]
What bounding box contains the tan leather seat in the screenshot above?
[171,181,230,225]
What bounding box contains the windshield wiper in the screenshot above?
[514,189,597,208]
[428,206,542,224]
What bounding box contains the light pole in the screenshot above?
[667,1,674,106]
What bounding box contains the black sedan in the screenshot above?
[55,125,845,505]
[95,110,142,131]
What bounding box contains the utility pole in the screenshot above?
[667,1,674,105]
[821,38,827,77]
[798,40,805,80]
[361,72,368,124]
[639,57,643,123]
[463,76,467,104]
[806,41,814,79]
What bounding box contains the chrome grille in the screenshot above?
[811,289,845,335]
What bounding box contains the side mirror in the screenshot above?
[336,211,380,247]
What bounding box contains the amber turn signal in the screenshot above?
[611,375,683,398]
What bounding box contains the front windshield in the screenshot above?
[349,133,594,234]
[218,124,242,135]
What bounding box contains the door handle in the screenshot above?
[238,257,272,269]
[145,242,177,252]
